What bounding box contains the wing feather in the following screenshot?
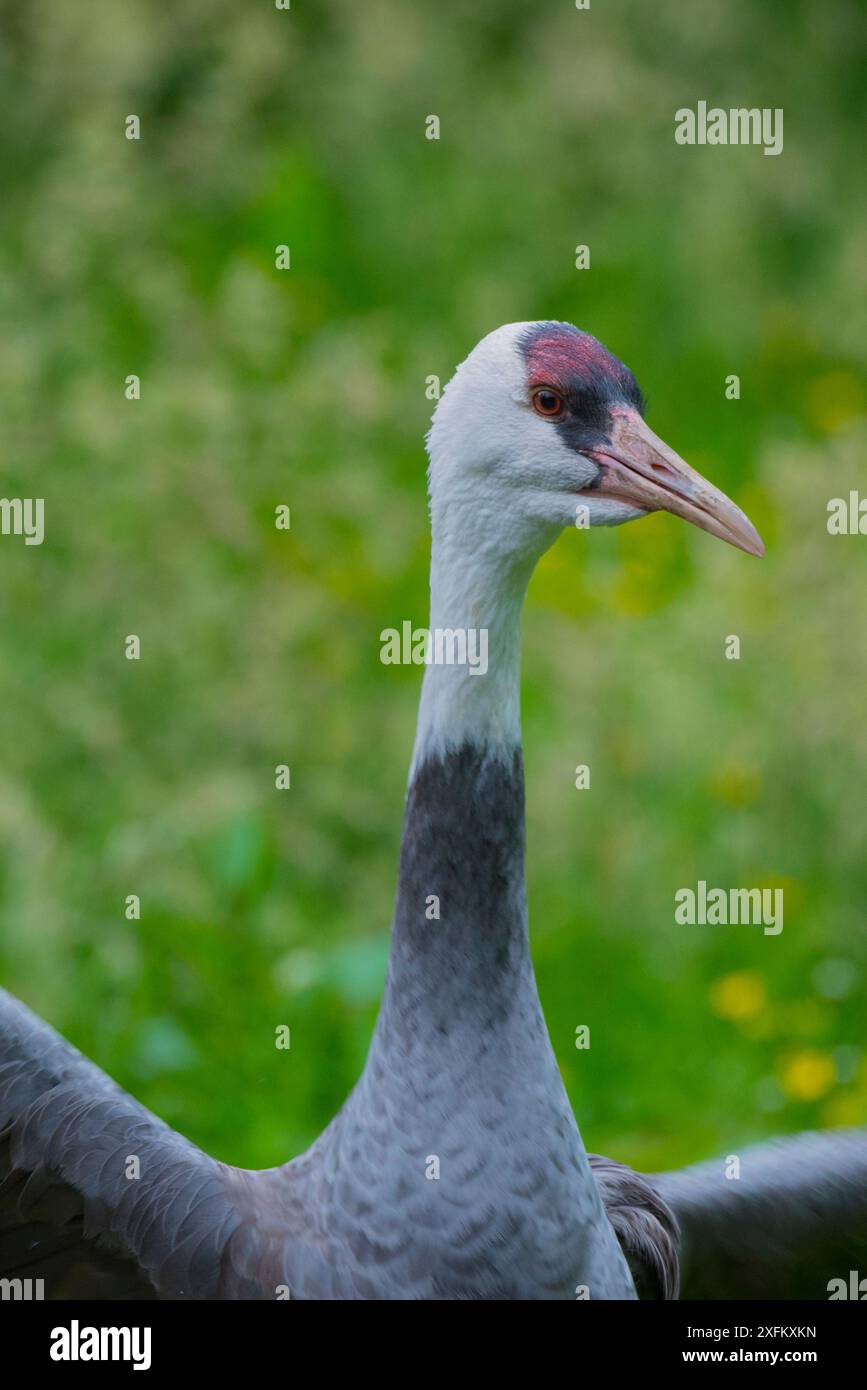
[654,1129,867,1299]
[0,987,241,1299]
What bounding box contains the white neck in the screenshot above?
[410,497,549,775]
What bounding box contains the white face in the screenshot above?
[427,323,645,567]
[426,321,764,563]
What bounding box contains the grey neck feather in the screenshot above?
[377,744,535,1047]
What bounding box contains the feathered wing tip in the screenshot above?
[589,1153,680,1300]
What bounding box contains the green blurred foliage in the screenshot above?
[0,0,865,1171]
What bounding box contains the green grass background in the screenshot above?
[0,0,865,1172]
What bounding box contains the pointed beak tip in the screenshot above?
[737,523,765,559]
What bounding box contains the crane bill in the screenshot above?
[585,407,765,557]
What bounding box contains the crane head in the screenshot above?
[427,321,764,560]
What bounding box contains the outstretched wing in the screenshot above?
[0,987,241,1299]
[653,1129,867,1299]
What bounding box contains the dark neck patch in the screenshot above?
[380,745,533,1038]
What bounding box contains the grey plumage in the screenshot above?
[588,1155,679,1300]
[653,1130,867,1299]
[325,746,636,1299]
[0,985,240,1298]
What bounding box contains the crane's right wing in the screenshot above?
[0,987,241,1299]
[653,1129,867,1299]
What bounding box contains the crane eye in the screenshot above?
[532,388,564,418]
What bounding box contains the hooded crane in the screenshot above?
[1,321,864,1300]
